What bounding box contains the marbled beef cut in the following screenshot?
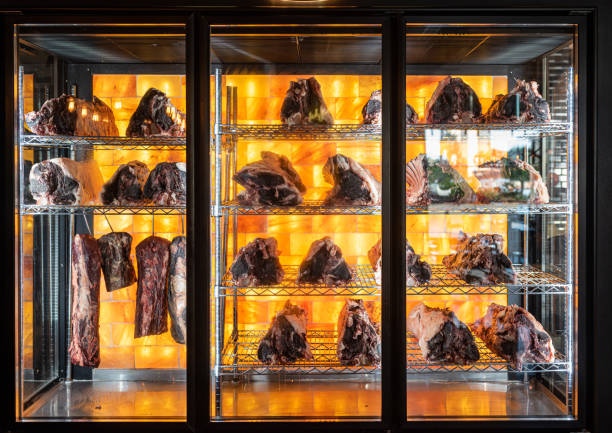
[323,154,381,206]
[69,234,102,368]
[280,77,333,126]
[97,232,136,292]
[126,88,186,137]
[425,76,482,124]
[337,298,380,366]
[168,236,187,344]
[407,302,479,365]
[134,236,170,338]
[297,237,352,285]
[143,162,186,206]
[100,160,149,205]
[480,80,551,123]
[361,89,419,125]
[368,238,431,286]
[230,237,284,286]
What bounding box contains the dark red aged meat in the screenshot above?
[25,94,118,136]
[297,237,352,285]
[230,237,284,286]
[337,299,380,366]
[126,88,185,137]
[168,236,187,344]
[280,77,333,126]
[323,154,381,206]
[257,300,313,365]
[69,234,102,368]
[480,80,551,123]
[425,76,482,124]
[97,232,136,292]
[361,89,419,125]
[100,160,149,205]
[471,303,555,370]
[442,232,516,285]
[407,302,479,365]
[143,162,186,206]
[134,236,170,338]
[368,238,431,286]
[234,151,307,206]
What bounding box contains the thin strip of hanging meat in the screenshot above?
[323,154,381,206]
[168,236,187,344]
[100,160,149,205]
[97,232,136,292]
[230,237,284,286]
[337,298,380,366]
[480,80,551,123]
[425,76,482,123]
[297,237,352,285]
[126,88,186,137]
[280,77,333,126]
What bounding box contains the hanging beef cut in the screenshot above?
[29,157,104,205]
[323,154,381,206]
[471,303,555,370]
[126,88,186,137]
[442,232,516,285]
[257,300,313,365]
[100,160,149,205]
[25,94,118,136]
[230,237,284,286]
[337,298,380,366]
[234,151,307,206]
[297,237,352,285]
[280,77,333,126]
[368,238,431,286]
[425,76,482,124]
[480,80,551,123]
[407,302,480,365]
[134,236,170,338]
[68,234,102,368]
[361,89,419,125]
[474,157,550,204]
[168,236,187,344]
[143,162,186,206]
[97,232,136,292]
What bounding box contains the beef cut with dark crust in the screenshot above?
[97,232,136,292]
[323,154,381,206]
[126,88,185,137]
[280,77,333,126]
[407,302,479,365]
[100,160,149,205]
[168,236,187,344]
[425,76,482,124]
[368,238,431,286]
[361,90,419,125]
[337,299,380,366]
[471,303,555,370]
[480,80,551,123]
[143,162,186,206]
[23,160,35,204]
[297,237,352,285]
[230,237,284,286]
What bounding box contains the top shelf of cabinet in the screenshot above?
[20,135,186,151]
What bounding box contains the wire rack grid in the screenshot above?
[20,204,186,216]
[20,135,186,151]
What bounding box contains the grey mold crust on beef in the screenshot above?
[280,77,333,126]
[143,162,186,206]
[100,160,150,205]
[234,151,307,206]
[471,303,555,370]
[168,236,187,344]
[337,298,380,366]
[407,302,479,365]
[361,89,419,125]
[425,76,482,124]
[368,238,431,286]
[97,232,136,292]
[297,237,352,285]
[126,88,186,137]
[230,237,284,286]
[323,154,381,206]
[443,232,516,285]
[480,80,551,123]
[257,300,313,365]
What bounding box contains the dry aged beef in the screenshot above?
[425,76,482,124]
[230,237,284,286]
[69,234,102,368]
[361,89,419,125]
[323,154,381,206]
[168,236,187,344]
[25,94,118,136]
[297,237,352,285]
[280,77,333,126]
[474,157,550,204]
[97,232,136,292]
[368,238,431,286]
[407,303,479,365]
[337,299,380,366]
[257,300,313,365]
[29,158,104,205]
[100,161,149,205]
[471,303,555,370]
[406,154,477,206]
[443,232,516,285]
[23,160,35,204]
[126,88,186,137]
[480,80,551,123]
[143,162,186,206]
[134,236,170,338]
[234,151,307,206]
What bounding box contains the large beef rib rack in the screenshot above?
[126,87,185,137]
[230,237,284,286]
[297,237,352,285]
[143,162,186,206]
[100,160,149,205]
[323,154,381,206]
[425,76,482,123]
[480,80,551,123]
[337,299,381,366]
[280,77,333,126]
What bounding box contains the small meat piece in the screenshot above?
[407,302,479,365]
[100,160,149,205]
[23,160,35,204]
[25,94,118,136]
[230,237,284,286]
[425,76,482,123]
[480,80,550,123]
[168,236,187,344]
[69,234,102,368]
[143,162,186,206]
[234,151,306,206]
[29,157,104,205]
[361,90,419,125]
[257,300,313,365]
[297,237,352,285]
[442,232,516,285]
[337,299,380,366]
[126,88,185,137]
[280,77,333,126]
[323,154,381,206]
[471,303,555,370]
[134,236,170,338]
[97,232,136,292]
[474,157,550,204]
[368,238,431,286]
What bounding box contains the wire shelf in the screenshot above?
[20,204,186,216]
[20,134,186,151]
[218,200,381,216]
